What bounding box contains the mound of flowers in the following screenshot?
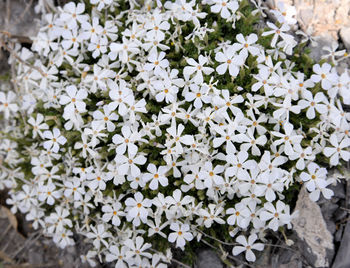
[0,0,349,266]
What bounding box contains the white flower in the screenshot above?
[127,97,147,123]
[147,216,168,238]
[232,234,264,262]
[210,0,238,19]
[198,204,225,228]
[112,125,139,155]
[144,9,170,40]
[300,162,333,201]
[200,161,225,188]
[271,2,297,25]
[239,129,267,156]
[87,171,110,191]
[168,223,193,249]
[215,45,244,76]
[311,63,338,90]
[125,192,152,226]
[90,0,113,11]
[251,68,278,96]
[38,182,61,205]
[88,37,108,58]
[61,29,81,50]
[271,122,303,156]
[61,2,87,29]
[84,121,107,147]
[86,224,110,249]
[59,85,87,114]
[81,250,97,267]
[165,189,193,216]
[109,37,140,63]
[298,91,327,119]
[124,236,152,265]
[226,203,250,228]
[142,164,169,190]
[259,201,291,231]
[183,55,214,84]
[108,79,133,116]
[74,134,97,158]
[166,122,193,154]
[28,113,49,139]
[115,151,147,177]
[53,229,74,249]
[289,144,314,170]
[259,171,284,202]
[46,206,72,233]
[272,97,301,120]
[261,22,291,47]
[106,246,129,268]
[25,208,45,230]
[234,33,260,57]
[154,79,179,103]
[225,150,256,178]
[185,84,211,109]
[144,51,169,77]
[93,105,119,132]
[43,128,67,153]
[323,134,350,166]
[63,179,85,200]
[0,91,18,119]
[102,201,125,226]
[81,17,103,42]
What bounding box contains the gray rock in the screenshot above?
[292,187,334,268]
[269,237,304,268]
[298,8,314,27]
[335,224,345,242]
[308,34,334,62]
[334,207,347,222]
[28,247,45,265]
[319,200,339,234]
[340,27,350,50]
[276,252,303,268]
[0,0,39,38]
[195,249,223,268]
[0,51,10,76]
[332,220,350,268]
[329,181,346,200]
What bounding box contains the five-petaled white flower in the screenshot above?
[311,63,338,90]
[142,164,169,190]
[215,46,244,77]
[125,192,152,226]
[232,234,264,262]
[0,91,18,119]
[168,223,193,249]
[183,55,214,84]
[210,0,239,19]
[59,85,88,114]
[324,134,350,166]
[43,128,67,153]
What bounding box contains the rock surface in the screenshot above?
[271,0,350,62]
[340,27,350,50]
[195,249,224,268]
[332,219,350,268]
[0,0,40,39]
[291,187,334,268]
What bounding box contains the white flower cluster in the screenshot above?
[0,0,350,266]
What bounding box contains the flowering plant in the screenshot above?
[0,0,349,266]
